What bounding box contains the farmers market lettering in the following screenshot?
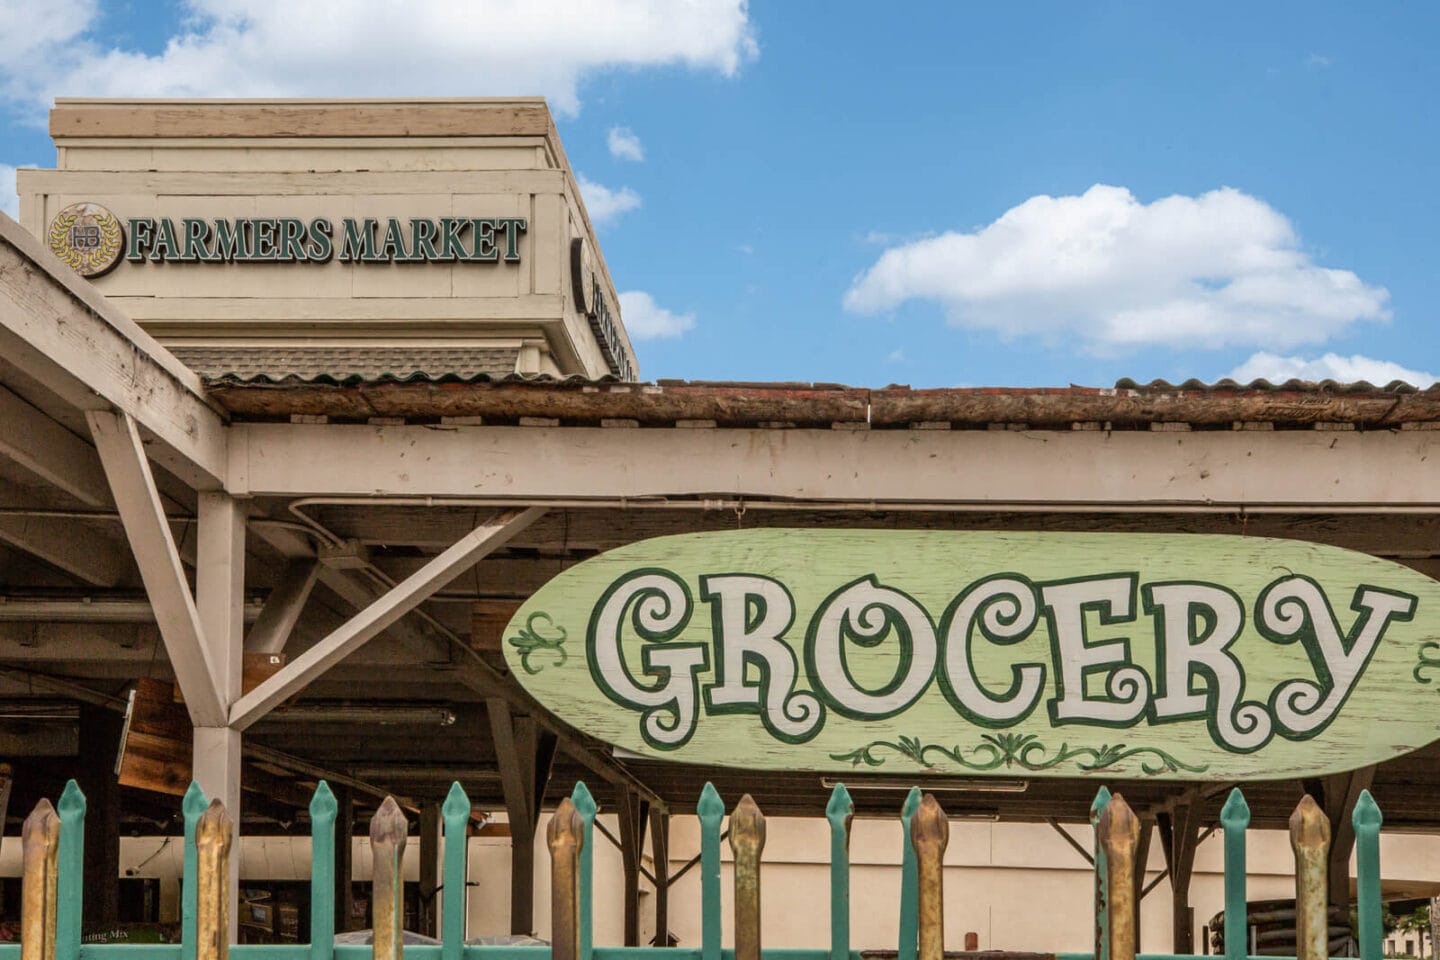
[124,215,527,264]
[586,570,1417,753]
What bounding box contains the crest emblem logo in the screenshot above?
[47,202,125,278]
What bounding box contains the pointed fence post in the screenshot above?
[911,794,949,960]
[309,783,338,960]
[182,782,209,960]
[1291,795,1331,960]
[897,788,922,960]
[548,798,584,960]
[21,799,60,960]
[1091,786,1113,960]
[370,798,409,960]
[731,795,766,960]
[442,783,471,960]
[197,800,234,960]
[697,783,725,960]
[1221,789,1251,960]
[1353,791,1384,960]
[570,783,597,960]
[826,783,854,960]
[1099,794,1141,960]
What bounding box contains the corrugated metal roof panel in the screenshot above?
[169,345,521,384]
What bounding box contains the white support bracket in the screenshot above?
[87,410,228,726]
[229,506,546,730]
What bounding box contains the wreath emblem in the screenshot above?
[47,202,125,278]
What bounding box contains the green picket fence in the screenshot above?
[1,778,1388,960]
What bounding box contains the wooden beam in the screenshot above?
[230,507,544,729]
[0,762,11,863]
[1157,802,1202,954]
[618,789,649,947]
[0,721,78,755]
[1133,817,1154,953]
[78,704,123,922]
[0,385,111,506]
[88,410,227,725]
[650,809,670,946]
[334,784,356,932]
[418,801,441,937]
[249,521,456,665]
[233,421,1440,508]
[489,699,554,936]
[244,560,319,654]
[0,215,227,487]
[1321,766,1378,913]
[0,516,129,586]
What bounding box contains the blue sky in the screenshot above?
[1,1,1436,388]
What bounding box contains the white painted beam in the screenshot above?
[243,559,319,654]
[229,506,545,730]
[87,410,227,725]
[0,215,227,487]
[0,386,111,506]
[248,522,450,661]
[0,516,129,586]
[197,492,245,707]
[231,422,1440,509]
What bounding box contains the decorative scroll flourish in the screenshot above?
[507,612,569,675]
[831,732,1209,776]
[1413,641,1440,684]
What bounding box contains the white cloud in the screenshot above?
[607,126,645,162]
[0,0,756,120]
[886,348,906,363]
[619,290,694,340]
[576,175,641,226]
[0,165,17,219]
[1227,352,1437,387]
[844,184,1390,352]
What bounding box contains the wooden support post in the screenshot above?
[334,785,355,932]
[419,800,441,938]
[1158,801,1201,954]
[489,700,557,936]
[618,789,650,947]
[650,809,670,946]
[1132,816,1154,954]
[78,703,122,924]
[0,763,11,865]
[1315,767,1377,916]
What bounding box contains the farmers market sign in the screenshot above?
[504,531,1440,780]
[46,202,526,277]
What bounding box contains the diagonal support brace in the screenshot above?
[87,410,228,725]
[229,506,545,729]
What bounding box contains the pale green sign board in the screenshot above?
[503,531,1440,780]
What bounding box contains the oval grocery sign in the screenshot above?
[503,530,1440,780]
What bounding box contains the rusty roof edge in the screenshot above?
[204,376,1440,427]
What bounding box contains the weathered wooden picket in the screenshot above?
[2,778,1387,960]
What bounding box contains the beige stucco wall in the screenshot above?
[14,99,636,380]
